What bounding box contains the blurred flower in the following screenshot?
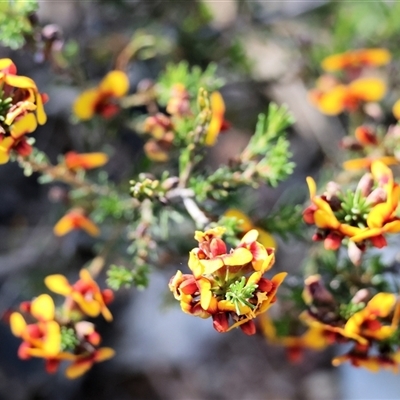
[10,294,62,362]
[0,58,47,164]
[45,268,114,321]
[309,77,386,115]
[205,91,228,146]
[321,49,391,72]
[166,83,191,116]
[53,208,100,237]
[65,347,115,379]
[64,151,109,170]
[224,208,276,248]
[260,313,330,363]
[392,99,400,120]
[73,70,129,120]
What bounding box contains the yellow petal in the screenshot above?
[4,74,37,89]
[367,203,391,228]
[343,158,372,171]
[223,247,253,266]
[42,320,61,356]
[0,58,15,71]
[316,86,346,115]
[198,278,212,310]
[53,214,75,236]
[31,294,55,321]
[393,99,400,120]
[99,70,129,97]
[10,312,27,337]
[65,359,93,379]
[314,209,340,230]
[306,176,317,200]
[44,274,72,296]
[73,89,99,120]
[10,112,37,139]
[72,293,101,317]
[224,208,253,232]
[199,257,225,275]
[94,347,115,362]
[367,292,396,317]
[0,148,10,164]
[205,91,225,146]
[255,227,276,249]
[78,215,100,236]
[349,78,386,102]
[35,92,47,125]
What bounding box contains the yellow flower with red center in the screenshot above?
[169,227,286,335]
[351,161,400,248]
[45,269,114,321]
[304,176,360,249]
[10,294,61,360]
[342,126,399,171]
[321,49,391,72]
[0,58,48,164]
[224,208,276,249]
[73,70,129,120]
[53,208,100,237]
[64,151,109,170]
[343,292,400,343]
[309,77,386,116]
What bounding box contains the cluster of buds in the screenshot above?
[10,269,114,378]
[301,275,400,372]
[308,48,390,116]
[169,227,286,335]
[0,58,47,164]
[304,160,400,261]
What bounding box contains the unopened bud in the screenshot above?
[356,173,373,197]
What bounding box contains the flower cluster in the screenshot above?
[169,227,286,335]
[303,160,400,257]
[10,269,114,378]
[301,275,400,372]
[308,48,389,115]
[0,58,47,163]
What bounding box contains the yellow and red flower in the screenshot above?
[204,91,229,146]
[73,70,129,120]
[169,227,285,335]
[45,268,113,321]
[0,58,48,164]
[53,208,100,237]
[10,294,62,363]
[321,49,391,73]
[64,151,109,171]
[309,77,386,116]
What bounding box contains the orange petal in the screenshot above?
[35,91,47,125]
[343,158,372,171]
[65,152,109,170]
[99,70,129,97]
[53,214,76,236]
[314,209,340,230]
[361,48,392,67]
[75,214,100,237]
[73,89,99,120]
[94,347,115,362]
[10,112,38,138]
[44,274,72,296]
[349,78,386,102]
[4,74,37,89]
[72,293,101,317]
[65,359,93,379]
[31,294,55,321]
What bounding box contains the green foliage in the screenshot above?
[60,326,80,351]
[0,0,38,49]
[156,61,224,106]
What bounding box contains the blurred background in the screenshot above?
[1,1,400,399]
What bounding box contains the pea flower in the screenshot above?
[10,294,61,362]
[309,77,386,116]
[73,70,129,120]
[45,268,114,321]
[321,49,391,73]
[204,91,228,146]
[64,151,109,170]
[169,227,286,335]
[0,58,48,164]
[53,208,100,237]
